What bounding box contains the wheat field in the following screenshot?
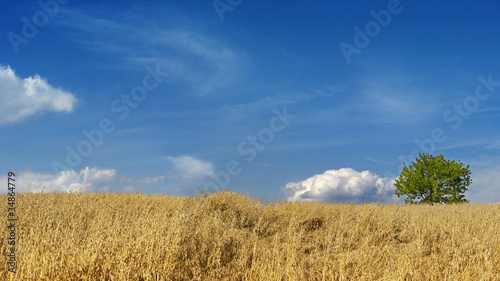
[1,190,499,280]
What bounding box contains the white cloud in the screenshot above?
[166,156,214,179]
[0,65,77,125]
[465,167,500,203]
[160,156,216,193]
[136,175,166,185]
[1,167,118,193]
[0,165,218,195]
[282,168,398,203]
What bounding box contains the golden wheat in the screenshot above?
[1,190,499,280]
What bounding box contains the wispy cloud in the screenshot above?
[0,65,77,125]
[221,92,314,121]
[156,30,247,95]
[294,77,441,131]
[439,140,500,150]
[136,176,166,185]
[158,156,216,193]
[366,157,398,166]
[58,7,248,96]
[357,82,440,126]
[475,107,500,115]
[166,156,214,179]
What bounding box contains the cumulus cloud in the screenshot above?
[282,168,398,203]
[167,156,214,179]
[0,65,78,125]
[2,167,118,193]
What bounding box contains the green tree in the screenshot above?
[395,152,472,204]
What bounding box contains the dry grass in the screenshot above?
[1,190,499,280]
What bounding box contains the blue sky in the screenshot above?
[1,0,500,203]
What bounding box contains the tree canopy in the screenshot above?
[394,152,472,204]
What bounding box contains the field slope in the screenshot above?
[1,190,499,280]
